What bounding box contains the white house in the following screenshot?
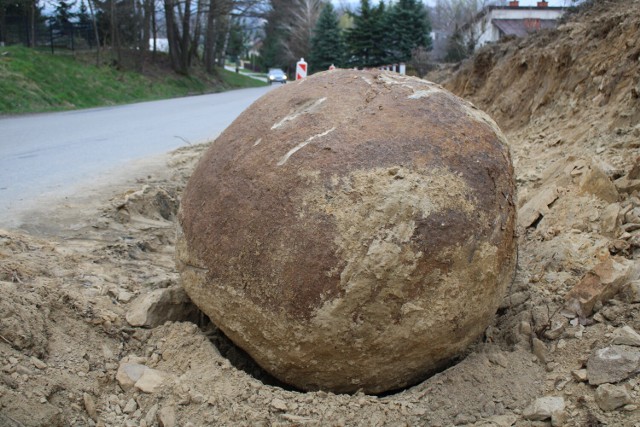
[468,1,565,48]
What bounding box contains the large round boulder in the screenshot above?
[177,69,516,394]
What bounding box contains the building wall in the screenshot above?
[472,7,565,48]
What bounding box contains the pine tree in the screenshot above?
[309,3,344,73]
[445,25,467,62]
[385,0,432,64]
[52,0,77,33]
[346,0,389,68]
[78,0,91,27]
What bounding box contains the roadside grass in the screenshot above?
[0,46,266,115]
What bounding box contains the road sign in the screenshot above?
[296,58,307,80]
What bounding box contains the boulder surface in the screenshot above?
[177,69,516,394]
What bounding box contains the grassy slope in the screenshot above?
[0,46,266,114]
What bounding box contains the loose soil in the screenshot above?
[1,1,640,426]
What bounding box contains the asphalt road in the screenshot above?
[0,85,275,222]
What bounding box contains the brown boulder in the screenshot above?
[177,70,516,394]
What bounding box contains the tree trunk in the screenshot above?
[217,15,231,66]
[179,0,192,70]
[28,0,35,47]
[203,0,217,74]
[0,0,6,46]
[136,0,152,72]
[151,1,157,60]
[164,0,186,74]
[109,0,122,65]
[190,0,206,62]
[88,0,101,66]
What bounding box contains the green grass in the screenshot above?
[0,46,266,114]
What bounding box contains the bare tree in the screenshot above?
[283,0,323,61]
[263,0,322,68]
[164,0,192,74]
[431,0,505,61]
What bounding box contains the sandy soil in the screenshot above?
[2,1,640,426]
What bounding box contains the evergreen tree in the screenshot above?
[77,0,91,27]
[52,0,76,33]
[346,0,388,68]
[259,17,287,70]
[445,25,467,62]
[385,0,432,63]
[226,20,245,62]
[309,3,344,73]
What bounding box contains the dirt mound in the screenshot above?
[1,0,640,425]
[442,0,640,134]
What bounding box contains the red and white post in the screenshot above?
[296,58,308,80]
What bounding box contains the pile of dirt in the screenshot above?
[1,0,640,425]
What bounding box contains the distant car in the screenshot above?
[267,69,287,84]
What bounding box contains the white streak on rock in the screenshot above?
[277,127,336,166]
[408,88,443,99]
[271,97,327,130]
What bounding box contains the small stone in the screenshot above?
[532,338,548,364]
[118,291,134,303]
[126,286,197,328]
[551,409,567,427]
[523,396,565,421]
[116,363,146,392]
[83,393,98,421]
[623,281,640,303]
[15,365,32,376]
[30,356,47,370]
[544,320,566,340]
[481,414,517,427]
[578,161,619,203]
[623,404,638,411]
[135,367,165,393]
[157,405,176,427]
[123,398,137,414]
[612,325,640,346]
[145,403,158,426]
[500,291,529,309]
[270,398,288,411]
[588,345,640,385]
[571,369,588,382]
[601,203,621,236]
[487,352,508,368]
[189,392,205,404]
[595,383,631,411]
[564,258,636,317]
[453,413,476,425]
